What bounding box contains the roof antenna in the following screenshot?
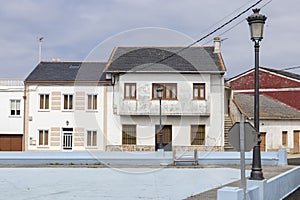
[38,36,44,62]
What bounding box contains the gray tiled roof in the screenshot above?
[234,93,300,119]
[106,46,226,73]
[25,61,107,82]
[261,67,300,81]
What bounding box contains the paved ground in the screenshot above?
[0,167,249,200]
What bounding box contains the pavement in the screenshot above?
[0,166,249,200]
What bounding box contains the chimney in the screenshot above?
[213,37,221,53]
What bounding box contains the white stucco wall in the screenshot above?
[0,82,24,135]
[106,72,225,149]
[27,84,105,151]
[260,119,300,152]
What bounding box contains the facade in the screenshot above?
[24,61,108,151]
[105,46,227,152]
[0,79,24,151]
[227,67,300,152]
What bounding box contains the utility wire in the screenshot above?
[198,0,255,35]
[151,0,263,65]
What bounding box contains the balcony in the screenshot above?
[117,98,210,116]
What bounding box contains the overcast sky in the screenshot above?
[0,0,299,78]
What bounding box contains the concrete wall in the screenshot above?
[0,80,24,135]
[26,84,105,151]
[218,165,300,200]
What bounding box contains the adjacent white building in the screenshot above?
[0,79,24,151]
[24,62,108,151]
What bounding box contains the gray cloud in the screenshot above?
[0,0,299,78]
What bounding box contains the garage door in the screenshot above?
[0,135,22,151]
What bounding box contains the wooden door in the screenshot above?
[155,125,172,151]
[294,131,299,153]
[260,133,266,152]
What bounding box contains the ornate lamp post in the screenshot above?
[247,8,267,180]
[156,86,163,150]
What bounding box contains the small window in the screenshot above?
[87,130,97,147]
[39,94,49,110]
[38,130,49,146]
[152,83,177,100]
[191,125,205,145]
[282,131,287,146]
[193,83,205,100]
[63,94,73,110]
[124,83,136,100]
[10,100,21,116]
[87,95,97,110]
[122,125,136,145]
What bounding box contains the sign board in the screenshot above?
[228,122,257,151]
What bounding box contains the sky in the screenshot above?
[0,0,299,79]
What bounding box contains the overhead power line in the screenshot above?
[152,0,264,65]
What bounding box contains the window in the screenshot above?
[152,83,177,100]
[38,130,49,146]
[10,100,21,116]
[193,83,205,100]
[191,125,205,145]
[87,95,97,110]
[124,83,136,100]
[87,130,97,147]
[63,94,73,110]
[282,131,287,146]
[122,125,136,145]
[39,94,49,110]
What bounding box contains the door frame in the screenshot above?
[62,128,73,151]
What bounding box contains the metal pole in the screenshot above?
[240,115,246,200]
[250,40,264,180]
[159,98,163,149]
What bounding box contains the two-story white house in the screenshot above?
[104,45,227,151]
[24,61,108,151]
[0,79,24,151]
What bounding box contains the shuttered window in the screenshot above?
[87,130,97,146]
[38,130,49,146]
[63,94,73,110]
[39,94,49,110]
[282,131,287,146]
[87,95,97,110]
[122,125,136,145]
[191,125,205,145]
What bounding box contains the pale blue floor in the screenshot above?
[0,168,250,200]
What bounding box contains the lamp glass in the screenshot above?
[157,87,163,99]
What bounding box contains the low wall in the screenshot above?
[218,166,300,200]
[0,150,287,166]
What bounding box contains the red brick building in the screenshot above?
[227,67,300,152]
[228,67,300,111]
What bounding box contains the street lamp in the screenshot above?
[157,86,163,150]
[247,8,267,180]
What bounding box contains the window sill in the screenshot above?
[193,99,207,101]
[38,110,50,112]
[9,115,22,118]
[62,110,74,112]
[37,146,50,149]
[86,110,98,113]
[85,146,98,149]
